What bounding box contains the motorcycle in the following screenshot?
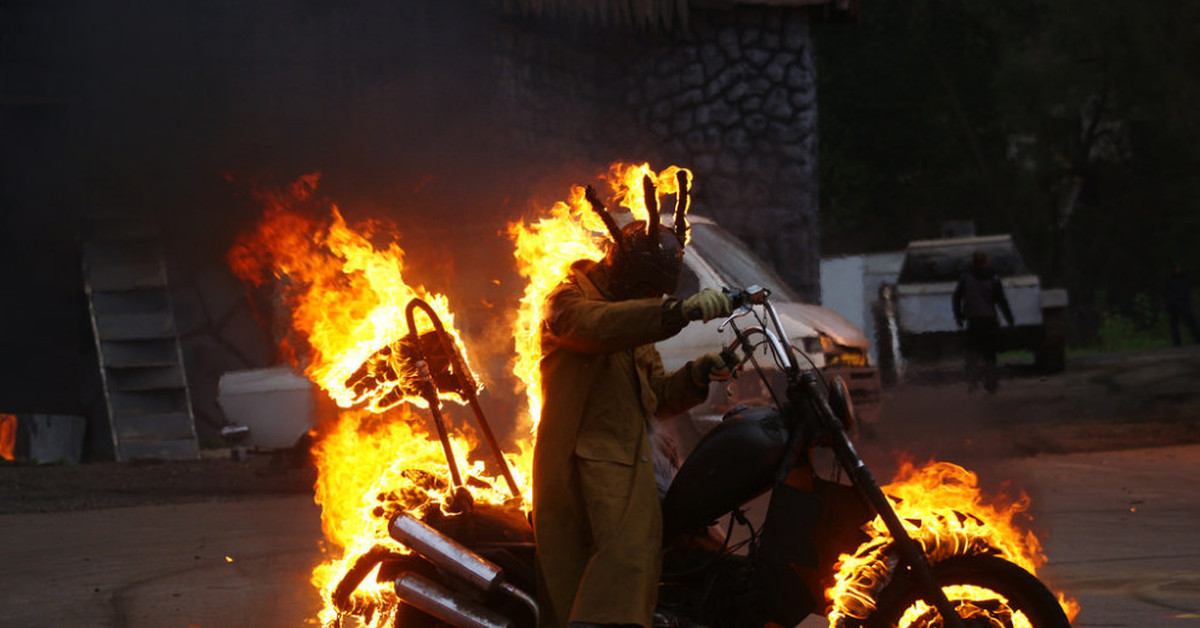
[330,289,1073,628]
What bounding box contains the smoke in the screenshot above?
[9,1,525,246]
[1,0,586,433]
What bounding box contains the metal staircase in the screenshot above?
[82,217,199,461]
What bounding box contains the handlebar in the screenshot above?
[683,286,770,321]
[724,285,769,310]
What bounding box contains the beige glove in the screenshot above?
[691,352,734,386]
[682,288,733,323]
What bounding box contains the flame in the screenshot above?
[227,173,471,412]
[228,174,529,628]
[0,413,16,461]
[827,460,1080,626]
[506,162,692,431]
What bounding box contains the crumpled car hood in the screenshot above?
[773,301,870,349]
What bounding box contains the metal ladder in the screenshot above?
[82,217,199,461]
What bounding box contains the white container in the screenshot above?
[217,367,316,449]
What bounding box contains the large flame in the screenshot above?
[227,173,471,412]
[507,162,691,431]
[228,174,529,628]
[827,460,1080,626]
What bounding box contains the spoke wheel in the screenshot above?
[863,555,1071,628]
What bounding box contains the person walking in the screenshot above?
[1165,263,1200,346]
[952,250,1014,393]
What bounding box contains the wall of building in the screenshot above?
[2,2,827,456]
[496,6,823,299]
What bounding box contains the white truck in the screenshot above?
[878,234,1068,379]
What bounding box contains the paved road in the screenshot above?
[3,445,1198,627]
[0,497,323,628]
[1002,445,1200,626]
[3,346,1199,627]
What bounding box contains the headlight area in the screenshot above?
[819,334,870,368]
[826,349,869,368]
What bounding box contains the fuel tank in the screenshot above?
[661,405,789,541]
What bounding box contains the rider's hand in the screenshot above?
[691,352,733,386]
[682,288,733,323]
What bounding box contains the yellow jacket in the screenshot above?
[532,260,708,628]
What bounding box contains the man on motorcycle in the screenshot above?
[533,178,733,628]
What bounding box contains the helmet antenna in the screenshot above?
[673,170,690,244]
[643,175,660,243]
[585,185,623,248]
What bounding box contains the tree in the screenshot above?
[816,0,1200,344]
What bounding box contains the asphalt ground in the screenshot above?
[1,345,1198,628]
[3,345,1199,515]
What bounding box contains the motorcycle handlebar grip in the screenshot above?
[723,287,748,310]
[719,348,740,367]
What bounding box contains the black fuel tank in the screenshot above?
[661,405,788,542]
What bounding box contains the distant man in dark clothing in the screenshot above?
[1165,263,1199,346]
[953,250,1014,393]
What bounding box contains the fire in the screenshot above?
[228,174,529,628]
[0,413,16,461]
[227,173,471,412]
[827,460,1080,626]
[507,162,691,430]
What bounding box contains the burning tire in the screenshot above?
[860,555,1072,628]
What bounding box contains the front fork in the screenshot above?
[793,373,968,628]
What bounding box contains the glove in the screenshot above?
[682,288,733,323]
[691,352,734,386]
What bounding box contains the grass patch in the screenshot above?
[1073,291,1178,354]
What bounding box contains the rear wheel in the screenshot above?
[862,555,1071,628]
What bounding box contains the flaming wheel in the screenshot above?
[861,555,1071,628]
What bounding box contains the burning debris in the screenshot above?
[228,174,531,627]
[0,414,15,462]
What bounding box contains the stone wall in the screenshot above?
[496,6,822,299]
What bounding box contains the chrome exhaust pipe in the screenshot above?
[389,512,504,591]
[389,513,539,624]
[396,572,512,628]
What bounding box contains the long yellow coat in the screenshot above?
[533,260,708,628]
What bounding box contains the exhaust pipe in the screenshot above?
[396,572,512,628]
[390,512,504,591]
[389,513,539,624]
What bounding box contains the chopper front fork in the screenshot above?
[796,373,968,628]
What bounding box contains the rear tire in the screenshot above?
[862,555,1071,627]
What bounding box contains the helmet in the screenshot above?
[586,171,692,300]
[605,220,685,299]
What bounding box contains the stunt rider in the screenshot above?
[532,173,734,628]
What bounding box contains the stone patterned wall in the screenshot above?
[496,6,821,299]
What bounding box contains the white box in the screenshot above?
[217,367,316,449]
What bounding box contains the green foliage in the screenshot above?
[1087,291,1171,353]
[815,0,1200,345]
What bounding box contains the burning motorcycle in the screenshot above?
[329,289,1074,628]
